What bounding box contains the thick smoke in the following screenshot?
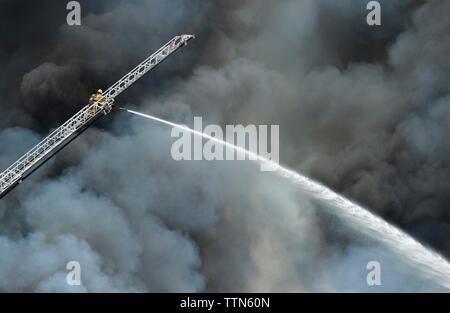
[0,0,449,291]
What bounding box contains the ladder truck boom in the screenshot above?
[0,34,195,199]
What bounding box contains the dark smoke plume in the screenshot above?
[0,0,449,291]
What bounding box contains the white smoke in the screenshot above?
[0,0,449,292]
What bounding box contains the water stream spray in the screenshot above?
[123,107,450,290]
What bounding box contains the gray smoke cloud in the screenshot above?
[0,0,449,291]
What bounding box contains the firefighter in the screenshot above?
[89,89,104,104]
[85,89,106,118]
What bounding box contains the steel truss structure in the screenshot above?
[0,34,195,199]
